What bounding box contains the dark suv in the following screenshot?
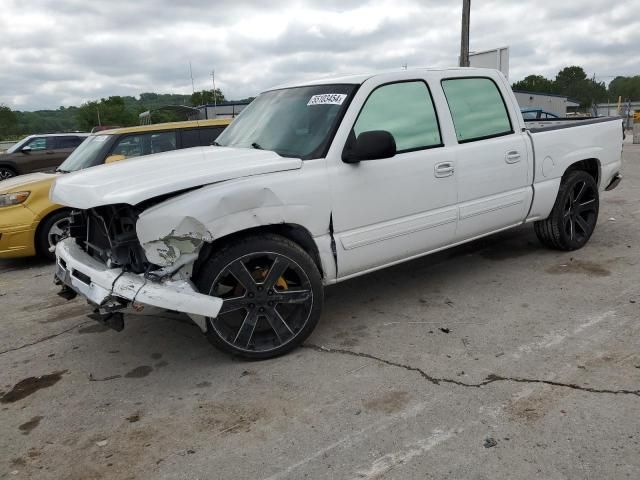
[0,133,89,180]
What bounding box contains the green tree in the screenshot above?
[76,96,139,130]
[190,89,225,106]
[554,66,607,108]
[608,76,640,101]
[512,75,556,94]
[0,105,18,139]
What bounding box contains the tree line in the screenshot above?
[0,88,255,140]
[512,66,640,108]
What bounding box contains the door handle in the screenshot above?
[434,162,455,178]
[45,150,55,155]
[505,151,521,163]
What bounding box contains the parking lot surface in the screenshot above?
[1,144,639,480]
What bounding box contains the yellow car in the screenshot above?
[0,118,231,260]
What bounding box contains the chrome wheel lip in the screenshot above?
[207,251,314,354]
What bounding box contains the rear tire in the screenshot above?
[194,234,323,359]
[36,210,71,260]
[534,170,599,251]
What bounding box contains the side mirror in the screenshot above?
[342,130,396,163]
[21,146,32,153]
[105,154,126,164]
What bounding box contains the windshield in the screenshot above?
[215,84,357,159]
[6,136,31,153]
[57,135,111,172]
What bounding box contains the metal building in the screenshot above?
[513,90,579,117]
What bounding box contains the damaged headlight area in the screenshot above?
[56,205,222,331]
[67,205,154,274]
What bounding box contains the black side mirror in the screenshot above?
[343,130,396,163]
[21,146,32,153]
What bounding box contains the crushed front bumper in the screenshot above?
[54,238,222,330]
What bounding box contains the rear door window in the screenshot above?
[180,127,227,148]
[198,126,225,146]
[110,131,177,159]
[441,77,513,143]
[54,136,84,149]
[180,129,201,149]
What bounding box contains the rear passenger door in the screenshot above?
[51,136,85,166]
[441,77,531,241]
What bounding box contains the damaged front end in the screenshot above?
[54,205,221,331]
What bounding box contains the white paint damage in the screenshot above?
[142,216,213,267]
[54,238,222,329]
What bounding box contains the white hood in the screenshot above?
[50,146,302,209]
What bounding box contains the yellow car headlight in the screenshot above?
[0,191,30,207]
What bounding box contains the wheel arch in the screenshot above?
[0,162,18,176]
[563,158,601,187]
[194,223,325,279]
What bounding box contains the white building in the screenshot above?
[513,90,580,117]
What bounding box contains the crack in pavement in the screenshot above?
[0,320,92,356]
[302,344,640,398]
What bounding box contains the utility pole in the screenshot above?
[189,61,195,94]
[210,70,217,117]
[459,0,471,67]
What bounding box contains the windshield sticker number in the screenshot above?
[307,94,347,106]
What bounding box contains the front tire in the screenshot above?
[534,170,599,251]
[194,234,323,359]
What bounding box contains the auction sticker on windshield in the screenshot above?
[307,94,347,106]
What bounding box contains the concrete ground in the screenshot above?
[1,144,639,480]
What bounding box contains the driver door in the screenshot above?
[329,79,458,278]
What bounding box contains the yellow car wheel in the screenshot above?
[36,210,71,261]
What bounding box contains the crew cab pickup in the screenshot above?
[51,68,623,359]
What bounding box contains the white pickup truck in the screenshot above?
[52,68,623,359]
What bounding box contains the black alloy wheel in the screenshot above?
[534,170,600,251]
[196,234,323,359]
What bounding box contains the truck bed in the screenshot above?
[525,116,622,133]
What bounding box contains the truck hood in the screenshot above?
[0,172,57,194]
[50,146,302,209]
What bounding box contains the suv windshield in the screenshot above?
[57,135,111,172]
[215,84,357,159]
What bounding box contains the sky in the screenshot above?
[1,0,639,111]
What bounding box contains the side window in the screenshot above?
[25,137,48,151]
[199,127,225,146]
[354,81,441,152]
[54,136,84,149]
[180,129,201,149]
[110,131,177,159]
[441,77,512,143]
[149,131,176,154]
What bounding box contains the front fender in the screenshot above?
[136,167,331,268]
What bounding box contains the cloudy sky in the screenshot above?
[1,0,639,111]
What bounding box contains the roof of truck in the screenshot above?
[270,67,496,91]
